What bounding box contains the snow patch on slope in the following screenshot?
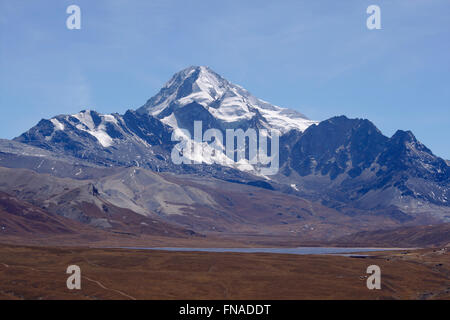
[71,111,114,148]
[50,119,65,131]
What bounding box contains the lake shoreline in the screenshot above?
[112,246,416,256]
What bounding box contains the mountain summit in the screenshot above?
[138,66,317,133]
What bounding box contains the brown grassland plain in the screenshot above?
[0,244,448,300]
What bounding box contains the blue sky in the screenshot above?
[1,0,449,158]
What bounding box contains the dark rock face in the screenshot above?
[278,116,449,220]
[172,102,221,135]
[122,110,173,147]
[287,116,388,179]
[284,116,449,184]
[377,130,448,181]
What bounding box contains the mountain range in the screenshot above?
[1,66,449,246]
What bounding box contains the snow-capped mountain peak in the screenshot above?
[138,66,317,133]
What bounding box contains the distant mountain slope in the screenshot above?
[0,139,122,180]
[336,223,450,247]
[7,66,450,226]
[0,191,84,236]
[14,110,176,171]
[0,167,196,237]
[277,116,450,222]
[0,165,420,240]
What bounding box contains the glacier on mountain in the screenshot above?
[138,66,317,133]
